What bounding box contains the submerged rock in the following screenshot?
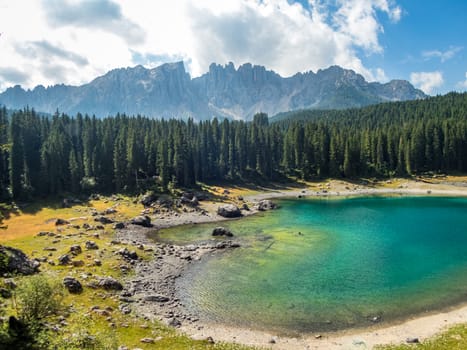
[143,294,170,303]
[212,227,234,237]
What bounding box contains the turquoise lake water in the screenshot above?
[155,196,467,333]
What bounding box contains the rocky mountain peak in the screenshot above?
[0,62,427,120]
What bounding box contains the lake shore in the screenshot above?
[124,177,467,350]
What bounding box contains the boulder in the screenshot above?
[103,208,117,215]
[180,192,194,203]
[37,231,50,237]
[98,277,123,291]
[212,227,233,237]
[117,248,138,261]
[57,254,71,265]
[130,215,152,227]
[114,222,125,230]
[69,245,82,255]
[71,260,84,267]
[156,195,173,208]
[85,241,99,250]
[180,193,200,207]
[94,216,114,225]
[406,338,419,344]
[63,276,83,294]
[55,218,70,226]
[217,204,242,218]
[141,192,157,207]
[257,199,277,211]
[0,245,40,275]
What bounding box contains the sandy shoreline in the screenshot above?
[122,178,467,350]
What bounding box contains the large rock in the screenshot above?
[57,254,71,265]
[85,241,99,250]
[141,192,157,207]
[217,204,242,218]
[94,216,114,225]
[180,192,199,206]
[98,277,123,291]
[156,195,173,208]
[0,245,39,275]
[212,227,233,237]
[130,215,152,227]
[117,248,138,261]
[55,218,70,226]
[69,245,82,255]
[257,199,277,211]
[114,222,125,229]
[63,276,83,294]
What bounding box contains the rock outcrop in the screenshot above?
[0,245,39,275]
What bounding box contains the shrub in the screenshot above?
[16,275,64,324]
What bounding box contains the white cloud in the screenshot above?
[410,71,444,94]
[456,72,467,90]
[370,67,388,82]
[332,0,402,54]
[422,46,463,63]
[0,0,402,91]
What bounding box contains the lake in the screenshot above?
[155,196,467,333]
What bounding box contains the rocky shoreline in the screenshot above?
[122,238,239,330]
[112,199,270,335]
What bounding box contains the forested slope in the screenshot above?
[0,92,466,200]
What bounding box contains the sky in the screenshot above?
[0,0,466,95]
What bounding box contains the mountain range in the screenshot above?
[0,62,427,120]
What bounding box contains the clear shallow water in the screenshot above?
[154,196,467,333]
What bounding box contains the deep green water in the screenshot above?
[154,196,467,333]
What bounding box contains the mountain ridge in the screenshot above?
[0,62,427,120]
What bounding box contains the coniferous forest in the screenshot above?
[0,92,466,201]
